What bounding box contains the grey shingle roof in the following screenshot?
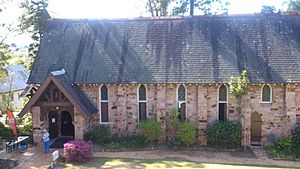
[28,14,300,84]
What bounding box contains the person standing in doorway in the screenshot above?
[42,129,50,153]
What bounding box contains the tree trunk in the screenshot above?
[148,0,155,17]
[190,0,194,16]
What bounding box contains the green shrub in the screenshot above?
[138,118,162,143]
[266,145,287,158]
[168,109,179,129]
[0,124,14,142]
[84,132,94,142]
[276,138,294,155]
[291,125,300,146]
[166,137,182,148]
[207,121,241,148]
[266,138,296,158]
[84,125,111,144]
[18,122,33,143]
[177,121,197,146]
[294,146,300,158]
[107,135,148,149]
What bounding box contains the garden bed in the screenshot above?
[93,143,243,153]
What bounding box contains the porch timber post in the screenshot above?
[32,106,42,143]
[73,107,87,140]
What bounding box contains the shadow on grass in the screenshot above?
[55,157,296,169]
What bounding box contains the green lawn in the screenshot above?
[56,158,296,169]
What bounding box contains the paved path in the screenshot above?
[0,146,52,169]
[0,146,300,168]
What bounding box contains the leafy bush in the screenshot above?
[138,118,162,143]
[277,138,294,154]
[64,140,93,162]
[84,125,111,144]
[106,135,148,149]
[168,109,179,129]
[294,146,300,158]
[266,138,296,158]
[166,137,182,148]
[207,121,241,148]
[291,125,300,146]
[177,121,197,146]
[0,124,14,142]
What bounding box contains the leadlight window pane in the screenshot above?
[139,102,147,121]
[101,85,108,100]
[101,102,108,122]
[139,85,146,101]
[178,85,186,101]
[219,85,227,102]
[262,85,271,102]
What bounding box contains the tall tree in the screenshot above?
[0,0,14,79]
[19,0,50,66]
[260,5,276,13]
[287,0,300,13]
[172,0,230,16]
[147,0,174,17]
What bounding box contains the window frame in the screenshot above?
[99,84,109,124]
[217,84,228,121]
[261,84,272,103]
[137,84,147,123]
[176,84,187,121]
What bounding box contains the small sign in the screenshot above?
[52,150,59,161]
[52,118,56,123]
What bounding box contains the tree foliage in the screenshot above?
[173,0,229,16]
[138,118,162,143]
[19,0,50,62]
[229,70,249,98]
[0,0,14,79]
[229,70,249,116]
[261,5,276,13]
[147,0,173,16]
[287,0,300,13]
[146,0,229,16]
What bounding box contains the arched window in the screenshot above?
[218,85,227,121]
[261,84,272,103]
[177,84,187,121]
[100,85,109,123]
[138,85,147,122]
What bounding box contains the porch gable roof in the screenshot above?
[18,73,97,117]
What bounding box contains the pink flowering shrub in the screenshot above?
[63,140,93,162]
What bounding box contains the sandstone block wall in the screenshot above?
[78,83,300,146]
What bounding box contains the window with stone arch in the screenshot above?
[261,84,272,103]
[177,84,187,121]
[100,85,109,123]
[218,84,228,121]
[138,84,147,122]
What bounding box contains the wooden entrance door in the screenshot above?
[61,111,74,137]
[251,112,262,143]
[48,111,59,139]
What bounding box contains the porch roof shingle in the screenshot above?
[19,73,97,117]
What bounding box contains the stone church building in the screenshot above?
[19,14,300,147]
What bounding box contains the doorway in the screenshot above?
[251,112,262,144]
[48,111,59,139]
[61,111,74,137]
